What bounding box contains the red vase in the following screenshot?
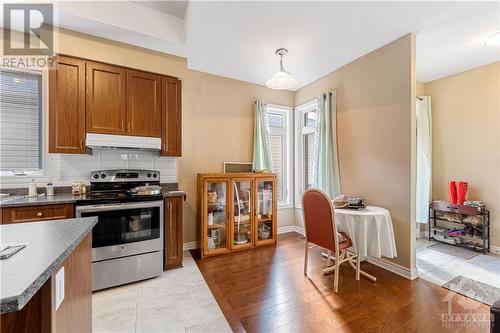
[457,181,468,205]
[448,181,457,204]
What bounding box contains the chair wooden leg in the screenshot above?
[333,253,340,292]
[356,254,360,281]
[303,240,308,276]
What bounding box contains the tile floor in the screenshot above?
[416,238,500,288]
[92,251,232,333]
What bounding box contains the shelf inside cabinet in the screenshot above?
[207,223,226,229]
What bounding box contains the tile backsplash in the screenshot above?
[0,149,177,189]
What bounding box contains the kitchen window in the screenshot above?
[266,104,292,207]
[0,68,43,176]
[295,99,318,206]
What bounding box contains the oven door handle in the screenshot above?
[75,200,163,213]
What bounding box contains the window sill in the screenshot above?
[0,171,44,179]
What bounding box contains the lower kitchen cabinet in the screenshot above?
[1,204,74,224]
[164,196,184,270]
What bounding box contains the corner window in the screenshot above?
[295,100,318,206]
[0,68,43,175]
[266,104,292,207]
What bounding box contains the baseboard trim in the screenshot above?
[491,245,500,256]
[366,256,418,280]
[183,241,199,250]
[278,225,304,235]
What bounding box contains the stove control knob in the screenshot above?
[153,173,158,178]
[93,174,99,179]
[101,173,106,179]
[147,173,152,178]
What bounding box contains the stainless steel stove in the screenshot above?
[75,169,164,291]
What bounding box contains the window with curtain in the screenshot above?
[266,105,292,206]
[0,69,43,174]
[295,100,318,205]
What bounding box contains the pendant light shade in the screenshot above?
[265,48,297,90]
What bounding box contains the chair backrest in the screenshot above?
[302,188,339,253]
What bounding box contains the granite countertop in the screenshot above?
[0,190,186,208]
[0,193,84,208]
[0,217,98,313]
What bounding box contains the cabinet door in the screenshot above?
[254,178,277,246]
[202,179,229,257]
[127,70,162,137]
[49,56,86,153]
[164,196,183,270]
[230,178,254,250]
[86,62,126,135]
[160,77,182,156]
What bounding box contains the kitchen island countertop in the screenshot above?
[0,217,98,313]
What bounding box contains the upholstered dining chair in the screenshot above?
[302,188,360,292]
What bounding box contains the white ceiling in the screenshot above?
[5,1,499,88]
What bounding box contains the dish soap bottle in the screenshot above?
[46,181,54,196]
[28,179,37,197]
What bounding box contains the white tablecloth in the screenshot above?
[333,205,397,258]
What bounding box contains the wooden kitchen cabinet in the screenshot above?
[164,196,184,270]
[127,70,162,137]
[49,56,87,153]
[86,61,127,135]
[1,204,74,224]
[198,173,277,258]
[161,77,182,156]
[47,55,182,155]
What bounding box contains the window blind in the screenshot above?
[0,70,42,171]
[269,135,284,202]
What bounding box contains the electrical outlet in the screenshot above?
[55,267,65,310]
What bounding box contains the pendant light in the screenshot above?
[265,48,297,90]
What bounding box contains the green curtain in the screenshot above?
[313,91,341,198]
[252,100,272,172]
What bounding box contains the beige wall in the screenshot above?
[424,61,500,247]
[416,81,425,96]
[4,29,294,243]
[295,34,416,269]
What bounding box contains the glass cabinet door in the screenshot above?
[231,179,253,248]
[205,180,228,254]
[255,179,275,244]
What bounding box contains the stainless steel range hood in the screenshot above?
[86,133,161,151]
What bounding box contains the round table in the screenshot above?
[333,205,397,258]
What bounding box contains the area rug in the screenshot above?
[427,242,480,260]
[442,275,500,306]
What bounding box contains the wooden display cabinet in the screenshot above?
[198,173,277,258]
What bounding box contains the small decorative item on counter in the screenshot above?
[80,182,87,194]
[46,181,54,196]
[71,181,81,195]
[457,181,468,205]
[448,181,457,204]
[207,212,214,225]
[28,179,37,197]
[207,190,217,204]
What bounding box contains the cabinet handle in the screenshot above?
[121,121,124,131]
[128,122,131,132]
[80,138,83,148]
[36,212,43,217]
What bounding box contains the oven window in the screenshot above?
[82,207,160,248]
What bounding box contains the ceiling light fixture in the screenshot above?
[484,30,500,45]
[265,48,297,90]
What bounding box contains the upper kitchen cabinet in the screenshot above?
[86,61,127,135]
[49,56,87,153]
[127,70,162,137]
[161,77,182,156]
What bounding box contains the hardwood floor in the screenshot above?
[194,232,491,333]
